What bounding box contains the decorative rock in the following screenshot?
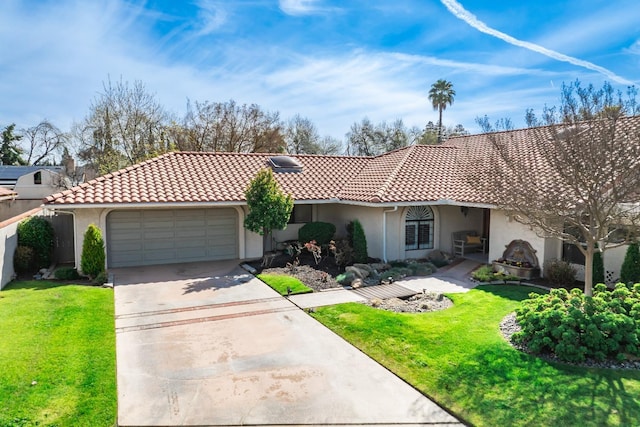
[346,266,369,279]
[369,262,391,272]
[351,278,363,288]
[353,263,373,273]
[427,249,450,262]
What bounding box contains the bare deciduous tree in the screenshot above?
[173,99,285,153]
[75,77,169,174]
[22,120,69,165]
[468,82,640,296]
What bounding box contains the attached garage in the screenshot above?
[107,208,238,268]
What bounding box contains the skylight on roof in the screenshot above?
[269,156,303,172]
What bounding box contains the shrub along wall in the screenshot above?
[0,208,44,289]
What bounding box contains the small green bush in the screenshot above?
[93,271,109,285]
[17,216,54,268]
[14,245,35,273]
[384,267,413,281]
[513,283,640,363]
[472,265,495,282]
[351,219,368,263]
[336,271,356,285]
[298,222,336,246]
[430,258,449,268]
[544,259,577,286]
[54,266,80,280]
[620,241,640,285]
[408,262,434,276]
[389,260,408,268]
[81,224,105,279]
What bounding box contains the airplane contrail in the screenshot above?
[441,0,634,85]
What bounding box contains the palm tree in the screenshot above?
[428,79,455,143]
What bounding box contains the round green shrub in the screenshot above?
[513,283,640,363]
[17,216,54,268]
[81,224,105,279]
[14,245,35,273]
[298,222,336,246]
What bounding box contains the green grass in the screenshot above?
[0,281,116,427]
[257,273,313,295]
[312,285,640,426]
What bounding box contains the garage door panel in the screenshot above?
[108,208,238,268]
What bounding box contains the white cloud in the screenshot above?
[441,0,635,85]
[279,0,327,16]
[194,1,228,35]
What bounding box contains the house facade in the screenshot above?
[44,128,638,283]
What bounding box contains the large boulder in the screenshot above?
[346,265,370,279]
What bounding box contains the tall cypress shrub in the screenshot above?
[352,219,368,263]
[592,249,605,285]
[620,241,640,284]
[81,224,105,279]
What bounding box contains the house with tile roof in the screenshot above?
[44,117,640,281]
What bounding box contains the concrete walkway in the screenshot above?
[290,258,481,309]
[113,260,463,426]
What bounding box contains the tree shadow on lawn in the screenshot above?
[2,280,93,292]
[436,343,640,426]
[472,284,548,302]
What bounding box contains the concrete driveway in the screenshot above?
[113,260,462,426]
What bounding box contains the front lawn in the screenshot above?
[313,285,640,426]
[0,281,116,427]
[257,273,314,295]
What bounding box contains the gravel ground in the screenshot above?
[363,292,453,313]
[500,313,640,370]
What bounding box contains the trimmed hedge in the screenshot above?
[513,283,640,363]
[17,216,54,268]
[298,222,336,246]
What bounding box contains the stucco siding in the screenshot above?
[489,210,546,275]
[437,205,484,255]
[316,204,385,259]
[14,170,61,199]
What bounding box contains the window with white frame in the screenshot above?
[405,206,434,250]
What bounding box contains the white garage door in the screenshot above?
[107,209,238,268]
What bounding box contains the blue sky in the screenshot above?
[1,0,639,144]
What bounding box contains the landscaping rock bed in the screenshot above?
[364,292,453,313]
[260,265,342,291]
[500,313,640,370]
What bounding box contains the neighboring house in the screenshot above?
[0,166,67,221]
[44,125,639,282]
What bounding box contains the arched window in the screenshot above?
[405,206,434,250]
[34,171,42,185]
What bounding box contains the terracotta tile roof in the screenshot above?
[45,115,640,207]
[338,145,464,203]
[0,186,17,199]
[45,152,371,205]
